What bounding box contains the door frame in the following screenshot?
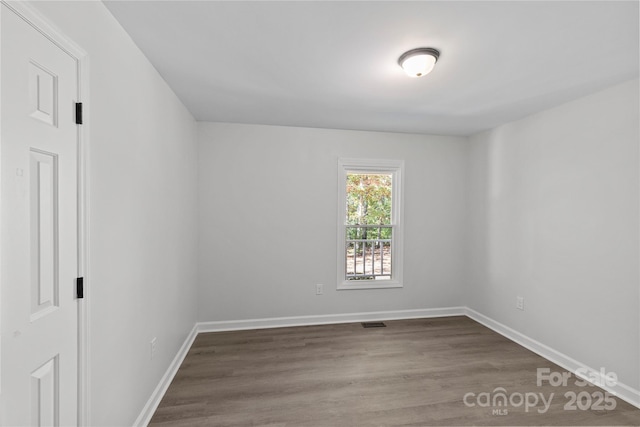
[0,1,90,424]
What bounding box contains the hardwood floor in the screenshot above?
[150,317,640,426]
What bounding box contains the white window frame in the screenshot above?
[337,158,404,290]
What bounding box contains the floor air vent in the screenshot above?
[362,322,386,328]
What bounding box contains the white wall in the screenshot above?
[198,123,467,321]
[30,2,199,426]
[466,79,640,390]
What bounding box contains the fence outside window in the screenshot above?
[345,225,392,280]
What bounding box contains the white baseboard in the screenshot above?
[464,307,640,409]
[133,324,198,427]
[197,306,466,333]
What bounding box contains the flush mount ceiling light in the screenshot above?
[398,47,440,78]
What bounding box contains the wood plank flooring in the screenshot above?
[150,316,640,426]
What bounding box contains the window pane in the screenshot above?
[345,226,392,281]
[345,174,393,281]
[345,238,391,281]
[346,174,392,225]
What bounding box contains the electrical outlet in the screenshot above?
[150,337,157,360]
[316,284,324,295]
[516,296,524,311]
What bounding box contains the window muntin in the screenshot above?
[337,159,403,290]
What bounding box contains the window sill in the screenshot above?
[337,281,403,290]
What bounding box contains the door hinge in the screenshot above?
[76,277,84,299]
[75,102,83,125]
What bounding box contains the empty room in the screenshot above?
[1,0,639,426]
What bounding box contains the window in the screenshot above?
[337,158,404,290]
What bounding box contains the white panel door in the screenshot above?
[1,4,80,426]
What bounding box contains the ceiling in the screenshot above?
[104,1,639,136]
